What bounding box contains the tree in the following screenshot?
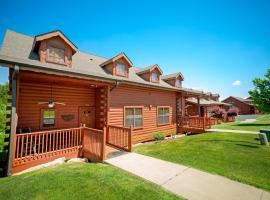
[0,83,9,134]
[249,69,270,113]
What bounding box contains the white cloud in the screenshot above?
[232,80,241,86]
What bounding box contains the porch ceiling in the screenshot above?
[19,70,111,88]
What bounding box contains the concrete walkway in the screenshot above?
[206,128,259,134]
[106,153,270,200]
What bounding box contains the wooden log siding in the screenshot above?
[82,127,106,162]
[12,127,83,173]
[109,84,177,144]
[107,125,132,152]
[17,82,95,131]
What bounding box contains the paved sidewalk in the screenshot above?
[206,128,259,134]
[106,153,270,200]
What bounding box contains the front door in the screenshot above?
[79,107,95,128]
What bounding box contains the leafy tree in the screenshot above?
[0,83,9,134]
[249,69,270,113]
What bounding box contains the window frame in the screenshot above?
[151,71,159,83]
[124,106,144,129]
[115,62,128,77]
[40,109,57,129]
[47,45,66,65]
[157,106,171,125]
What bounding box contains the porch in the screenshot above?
[178,116,217,133]
[12,125,133,173]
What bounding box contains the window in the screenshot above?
[157,107,170,125]
[125,107,143,128]
[116,62,128,76]
[48,46,65,63]
[175,79,182,87]
[151,72,159,82]
[42,109,56,128]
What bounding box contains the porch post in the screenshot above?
[128,126,133,152]
[101,126,106,160]
[181,94,186,117]
[7,65,19,176]
[106,85,110,126]
[176,93,179,132]
[197,97,201,117]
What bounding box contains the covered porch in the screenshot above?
[177,91,216,134]
[6,68,133,174]
[12,125,133,173]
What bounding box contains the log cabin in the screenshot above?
[0,30,215,175]
[222,96,261,115]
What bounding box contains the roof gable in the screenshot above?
[32,30,78,54]
[222,96,251,105]
[136,64,163,75]
[100,52,133,68]
[161,72,184,81]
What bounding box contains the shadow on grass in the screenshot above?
[197,139,260,146]
[232,123,270,127]
[236,144,259,148]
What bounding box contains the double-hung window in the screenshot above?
[42,109,56,128]
[48,46,65,64]
[151,72,159,82]
[116,62,128,76]
[157,107,170,125]
[175,79,182,87]
[124,107,143,128]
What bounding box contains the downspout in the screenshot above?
[110,80,120,92]
[7,65,19,176]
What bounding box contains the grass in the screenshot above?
[213,114,270,132]
[0,162,182,200]
[135,132,270,191]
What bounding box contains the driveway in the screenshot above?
[106,153,270,200]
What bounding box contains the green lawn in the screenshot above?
[213,115,270,131]
[0,162,182,200]
[135,132,270,191]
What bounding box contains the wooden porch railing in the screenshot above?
[178,116,214,130]
[12,126,107,173]
[106,125,133,152]
[13,127,83,172]
[82,127,106,162]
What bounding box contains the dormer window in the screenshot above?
[151,72,159,82]
[175,79,182,87]
[116,62,128,77]
[48,46,65,64]
[161,72,184,87]
[100,53,133,77]
[32,30,78,67]
[137,64,163,83]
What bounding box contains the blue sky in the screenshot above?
[0,0,269,100]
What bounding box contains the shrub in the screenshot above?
[153,132,165,141]
[211,109,225,119]
[227,109,238,117]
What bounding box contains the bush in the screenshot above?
[211,109,225,119]
[227,109,238,117]
[153,132,165,141]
